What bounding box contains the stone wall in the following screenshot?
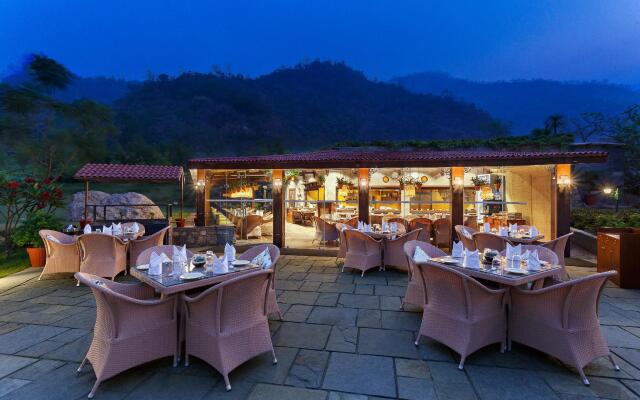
[172,225,236,247]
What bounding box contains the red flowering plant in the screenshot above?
[0,172,63,253]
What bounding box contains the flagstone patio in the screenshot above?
[0,256,639,399]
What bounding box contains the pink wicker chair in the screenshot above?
[313,216,339,244]
[38,230,80,280]
[182,270,277,391]
[409,218,433,243]
[128,227,169,268]
[509,271,619,385]
[383,229,421,271]
[473,232,511,252]
[122,222,146,237]
[238,244,281,318]
[463,216,479,231]
[75,272,178,399]
[415,262,509,369]
[345,217,359,228]
[78,234,128,281]
[402,240,446,308]
[454,225,476,251]
[433,218,451,249]
[542,233,573,277]
[343,230,382,277]
[135,245,194,266]
[242,214,264,239]
[335,223,352,262]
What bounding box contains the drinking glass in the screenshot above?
[491,256,502,271]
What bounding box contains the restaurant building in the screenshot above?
[187,148,607,251]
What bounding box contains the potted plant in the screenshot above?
[398,176,414,190]
[175,216,186,228]
[471,176,485,191]
[11,210,62,267]
[493,177,502,191]
[285,169,300,182]
[336,177,353,190]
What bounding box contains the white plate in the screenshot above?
[232,260,250,266]
[180,272,204,280]
[505,268,527,275]
[136,264,149,271]
[439,257,459,264]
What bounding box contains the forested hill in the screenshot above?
[114,61,507,158]
[394,72,640,134]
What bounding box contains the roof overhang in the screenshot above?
[74,163,184,183]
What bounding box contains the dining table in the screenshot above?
[130,262,261,298]
[422,255,563,287]
[504,233,545,245]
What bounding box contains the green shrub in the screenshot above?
[11,211,62,248]
[571,208,640,234]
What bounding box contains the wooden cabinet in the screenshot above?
[597,228,640,288]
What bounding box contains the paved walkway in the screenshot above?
[0,257,639,399]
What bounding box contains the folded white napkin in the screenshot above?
[509,223,518,233]
[499,227,508,237]
[529,226,539,237]
[252,248,273,269]
[527,250,541,270]
[149,252,170,275]
[102,225,113,235]
[172,245,188,263]
[413,246,430,262]
[390,222,398,232]
[383,222,389,232]
[83,224,92,234]
[506,243,522,259]
[131,222,139,233]
[214,255,229,274]
[483,222,491,233]
[452,240,464,257]
[364,223,371,233]
[464,249,480,269]
[112,223,122,235]
[224,243,236,261]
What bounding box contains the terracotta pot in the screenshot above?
[79,219,92,229]
[474,185,481,191]
[26,247,46,268]
[175,218,186,228]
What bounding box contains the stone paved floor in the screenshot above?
[0,256,639,399]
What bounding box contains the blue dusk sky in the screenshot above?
[1,0,639,83]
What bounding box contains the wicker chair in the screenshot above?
[75,272,178,399]
[463,216,479,232]
[182,270,277,391]
[409,218,433,243]
[38,230,80,280]
[343,230,382,277]
[383,229,421,271]
[121,222,146,237]
[433,218,452,249]
[128,227,169,268]
[135,245,194,266]
[415,262,509,369]
[387,217,409,231]
[473,232,511,252]
[78,234,128,281]
[237,244,281,318]
[454,225,476,251]
[542,233,573,278]
[345,217,359,228]
[313,216,339,244]
[509,271,619,385]
[243,214,263,239]
[335,223,352,262]
[402,240,446,308]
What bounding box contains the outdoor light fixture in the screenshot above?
[272,169,283,189]
[195,179,205,191]
[603,186,621,212]
[451,166,464,190]
[558,175,571,187]
[358,168,369,189]
[453,176,463,187]
[603,187,613,195]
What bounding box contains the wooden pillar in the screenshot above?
[358,168,370,224]
[272,169,285,248]
[450,167,465,243]
[556,164,572,257]
[195,169,206,226]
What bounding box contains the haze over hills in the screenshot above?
[394,72,640,134]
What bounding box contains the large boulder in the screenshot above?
[68,191,165,221]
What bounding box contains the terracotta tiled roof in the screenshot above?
[74,164,183,183]
[188,149,607,169]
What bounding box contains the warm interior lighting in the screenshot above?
[603,187,613,195]
[358,168,369,189]
[451,166,464,190]
[558,175,571,186]
[195,180,205,191]
[453,176,463,187]
[272,169,283,189]
[404,184,416,197]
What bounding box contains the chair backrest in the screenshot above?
[403,240,447,284]
[136,245,194,265]
[433,218,451,246]
[78,233,125,258]
[40,229,75,245]
[473,232,510,252]
[541,233,573,266]
[185,270,273,334]
[409,218,433,242]
[345,217,359,228]
[335,223,351,257]
[387,217,409,231]
[417,261,498,318]
[245,214,264,232]
[498,245,559,264]
[133,226,168,246]
[344,229,380,255]
[463,216,479,232]
[454,225,476,251]
[238,244,280,269]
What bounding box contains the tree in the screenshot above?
[571,112,607,143]
[544,114,566,135]
[607,105,640,195]
[0,54,118,180]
